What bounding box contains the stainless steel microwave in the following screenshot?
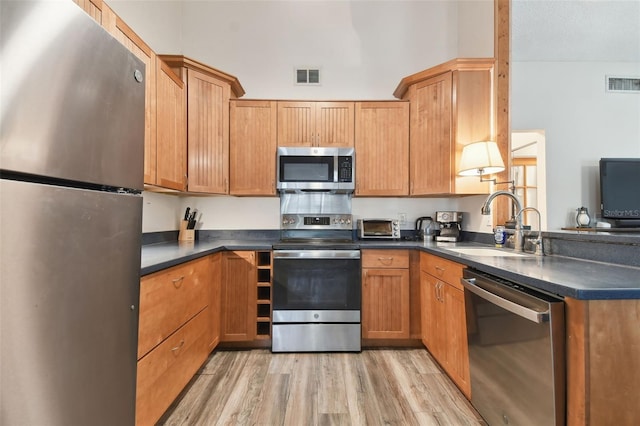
[357,219,401,239]
[276,147,355,193]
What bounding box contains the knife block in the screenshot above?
[178,220,195,242]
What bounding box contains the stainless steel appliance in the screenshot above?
[461,269,565,426]
[357,218,401,239]
[272,250,361,352]
[1,2,144,424]
[273,190,361,352]
[277,146,355,193]
[435,211,462,242]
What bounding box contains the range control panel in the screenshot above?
[281,214,353,230]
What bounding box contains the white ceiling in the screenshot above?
[512,0,640,62]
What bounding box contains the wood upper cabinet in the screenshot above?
[355,101,409,196]
[220,251,256,342]
[395,58,495,196]
[361,250,410,340]
[277,101,355,147]
[229,100,277,195]
[160,56,245,194]
[419,252,470,398]
[155,58,187,191]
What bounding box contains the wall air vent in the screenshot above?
[295,68,321,85]
[606,76,640,93]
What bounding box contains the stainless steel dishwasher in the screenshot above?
[461,269,565,426]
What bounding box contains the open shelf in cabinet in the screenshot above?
[255,251,272,339]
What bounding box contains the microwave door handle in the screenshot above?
[461,278,549,324]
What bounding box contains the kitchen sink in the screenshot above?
[445,247,533,257]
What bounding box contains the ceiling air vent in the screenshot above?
[606,76,640,93]
[295,68,321,85]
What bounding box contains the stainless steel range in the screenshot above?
[272,190,361,352]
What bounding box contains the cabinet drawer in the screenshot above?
[136,307,210,426]
[362,249,409,269]
[138,256,211,359]
[420,252,465,290]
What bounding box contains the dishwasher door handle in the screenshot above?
[461,277,549,324]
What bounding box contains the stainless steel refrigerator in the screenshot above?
[1,1,145,424]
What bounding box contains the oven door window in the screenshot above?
[363,220,393,236]
[273,257,361,310]
[279,156,334,183]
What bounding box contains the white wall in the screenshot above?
[511,0,640,229]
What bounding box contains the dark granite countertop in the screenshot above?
[141,237,640,300]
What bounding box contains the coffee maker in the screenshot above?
[435,211,462,242]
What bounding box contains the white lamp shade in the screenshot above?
[458,141,506,176]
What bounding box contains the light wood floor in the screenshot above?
[159,349,486,426]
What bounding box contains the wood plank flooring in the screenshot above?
[159,349,486,426]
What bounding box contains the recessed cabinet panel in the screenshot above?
[186,70,230,193]
[156,59,186,191]
[355,102,409,196]
[230,100,277,195]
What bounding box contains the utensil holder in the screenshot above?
[178,220,195,242]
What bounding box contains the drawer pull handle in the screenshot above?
[434,266,445,276]
[378,257,394,264]
[172,276,185,288]
[171,340,185,352]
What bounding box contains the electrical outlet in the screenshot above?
[399,213,407,226]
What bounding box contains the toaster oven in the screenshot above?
[357,219,401,239]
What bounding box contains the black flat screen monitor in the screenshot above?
[599,158,640,227]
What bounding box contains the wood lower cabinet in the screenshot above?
[362,250,410,340]
[565,297,640,425]
[220,251,257,342]
[277,101,355,147]
[229,100,278,195]
[137,255,215,426]
[355,101,410,196]
[395,58,496,196]
[420,252,470,398]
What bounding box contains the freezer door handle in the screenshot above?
[461,277,549,323]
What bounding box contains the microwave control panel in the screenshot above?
[338,156,353,182]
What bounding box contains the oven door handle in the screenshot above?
[273,250,361,260]
[461,277,549,324]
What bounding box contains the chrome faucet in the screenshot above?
[481,190,524,252]
[516,207,545,256]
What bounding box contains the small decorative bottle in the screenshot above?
[494,225,506,247]
[576,207,591,228]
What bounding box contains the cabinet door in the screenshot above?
[316,102,355,147]
[277,101,315,147]
[156,58,187,191]
[362,268,410,339]
[230,100,277,195]
[420,272,446,363]
[186,69,230,193]
[220,251,256,342]
[355,102,409,196]
[209,253,221,351]
[443,283,471,398]
[409,72,452,195]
